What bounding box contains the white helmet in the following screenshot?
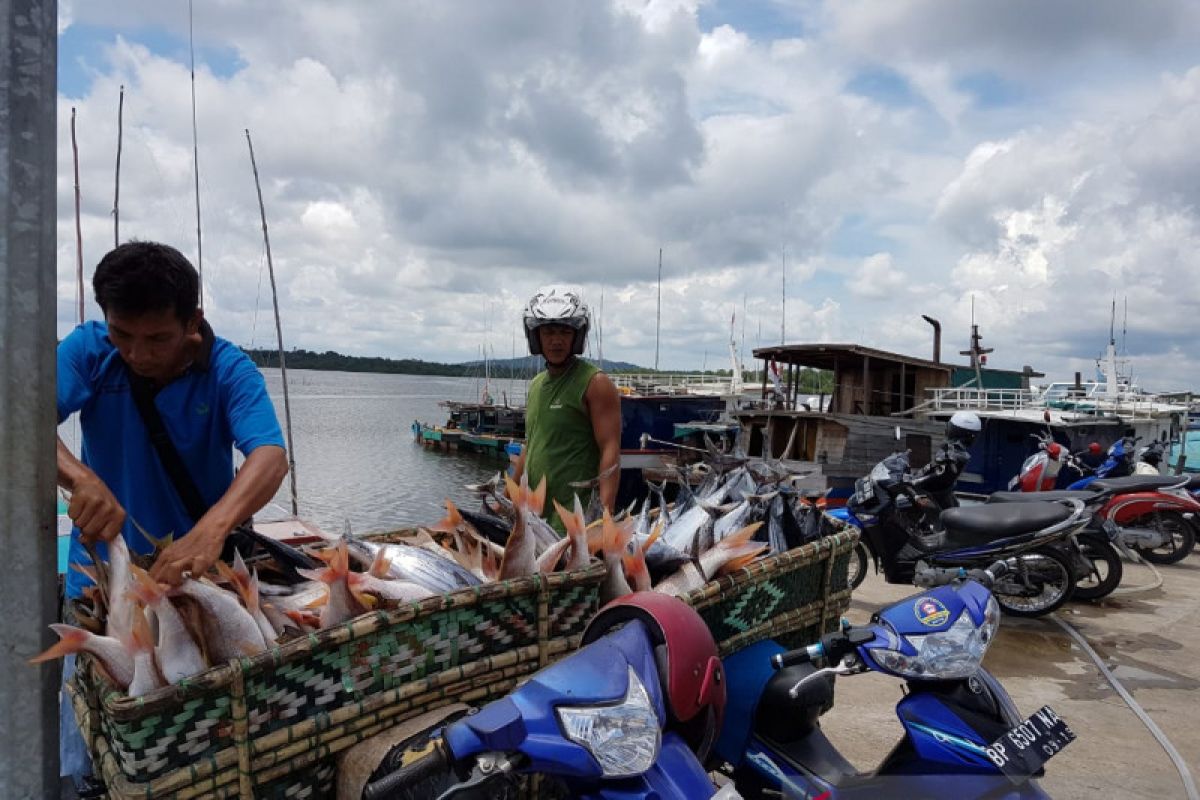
[523,285,590,356]
[946,410,982,444]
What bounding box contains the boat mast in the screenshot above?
[188,0,204,309]
[71,107,84,324]
[655,247,662,371]
[245,129,299,515]
[113,85,124,247]
[780,246,786,345]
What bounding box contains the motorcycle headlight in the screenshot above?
[872,597,1000,680]
[557,665,661,777]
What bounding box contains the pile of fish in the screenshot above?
[32,461,826,698]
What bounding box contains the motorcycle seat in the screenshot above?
[987,490,1097,504]
[1089,476,1186,494]
[940,502,1072,541]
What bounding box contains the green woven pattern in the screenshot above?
[683,531,859,655]
[76,562,604,794]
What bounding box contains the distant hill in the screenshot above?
[243,348,645,377]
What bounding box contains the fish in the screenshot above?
[29,624,135,689]
[127,602,165,698]
[216,553,279,646]
[105,535,135,646]
[221,525,321,583]
[361,550,437,602]
[554,496,592,573]
[297,541,373,628]
[698,523,767,580]
[499,475,539,579]
[535,536,573,574]
[342,533,481,594]
[598,510,634,604]
[568,462,620,525]
[652,561,708,598]
[127,565,208,684]
[457,507,512,548]
[173,577,269,663]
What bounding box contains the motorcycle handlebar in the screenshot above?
[772,642,824,670]
[362,740,451,800]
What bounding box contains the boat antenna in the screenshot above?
[1109,295,1116,346]
[245,129,299,516]
[189,0,204,309]
[113,85,124,247]
[654,247,662,371]
[1121,296,1127,356]
[740,291,747,377]
[71,107,84,324]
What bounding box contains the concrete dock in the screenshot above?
[825,554,1200,798]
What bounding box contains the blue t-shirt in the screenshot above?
[57,321,285,598]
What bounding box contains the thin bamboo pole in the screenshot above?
[71,107,84,323]
[189,0,204,309]
[113,85,123,248]
[244,129,299,515]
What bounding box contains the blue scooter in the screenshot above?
[715,562,1075,799]
[361,594,738,800]
[1063,435,1138,489]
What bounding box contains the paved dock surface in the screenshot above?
[827,554,1200,799]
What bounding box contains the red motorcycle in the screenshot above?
[998,447,1198,565]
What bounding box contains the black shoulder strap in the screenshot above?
[127,367,209,525]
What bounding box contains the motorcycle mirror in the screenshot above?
[1043,409,1051,424]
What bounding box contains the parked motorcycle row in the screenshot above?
[829,413,1199,617]
[355,427,1088,798]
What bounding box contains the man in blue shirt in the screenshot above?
[56,241,288,788]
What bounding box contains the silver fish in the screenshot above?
[343,534,481,594]
[174,579,268,663]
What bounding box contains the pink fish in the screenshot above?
[29,624,135,689]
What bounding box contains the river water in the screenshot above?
[258,369,528,535]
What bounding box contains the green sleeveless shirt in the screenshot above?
[524,359,602,534]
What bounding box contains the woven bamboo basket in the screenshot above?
[70,559,606,799]
[682,529,859,655]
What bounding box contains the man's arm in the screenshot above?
[150,445,289,585]
[585,373,622,512]
[58,435,126,543]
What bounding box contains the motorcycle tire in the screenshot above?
[1131,511,1196,564]
[848,541,870,590]
[992,547,1076,618]
[1070,531,1123,601]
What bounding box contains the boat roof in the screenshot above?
[751,343,952,373]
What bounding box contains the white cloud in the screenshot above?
[52,2,1200,389]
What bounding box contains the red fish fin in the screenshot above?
[29,624,90,664]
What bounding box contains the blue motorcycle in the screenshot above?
[361,592,738,800]
[1063,435,1138,489]
[715,562,1075,798]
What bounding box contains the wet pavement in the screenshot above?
[821,555,1200,799]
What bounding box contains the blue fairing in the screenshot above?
[441,620,715,797]
[714,639,787,767]
[862,582,991,669]
[825,506,861,528]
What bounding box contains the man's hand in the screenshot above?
[68,475,127,544]
[149,521,227,586]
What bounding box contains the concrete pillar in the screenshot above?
[0,0,60,795]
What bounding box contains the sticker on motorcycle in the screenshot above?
[913,597,950,627]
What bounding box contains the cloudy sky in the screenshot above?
[55,1,1200,389]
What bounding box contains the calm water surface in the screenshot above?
[259,369,528,535]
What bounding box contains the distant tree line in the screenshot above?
[242,347,833,390]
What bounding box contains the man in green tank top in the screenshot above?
[520,286,621,532]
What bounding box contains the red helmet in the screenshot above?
[581,592,725,761]
[1046,442,1063,460]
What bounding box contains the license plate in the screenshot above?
[985,705,1076,784]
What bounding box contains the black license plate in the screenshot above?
[985,705,1076,783]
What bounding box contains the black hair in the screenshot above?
[92,241,200,323]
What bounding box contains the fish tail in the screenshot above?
[130,602,154,653]
[718,550,764,575]
[553,499,575,535]
[126,564,168,607]
[622,549,650,592]
[296,566,332,585]
[504,475,523,506]
[642,520,663,553]
[431,499,462,533]
[722,522,764,548]
[529,476,547,516]
[247,569,263,615]
[29,624,91,664]
[232,550,251,583]
[368,550,393,579]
